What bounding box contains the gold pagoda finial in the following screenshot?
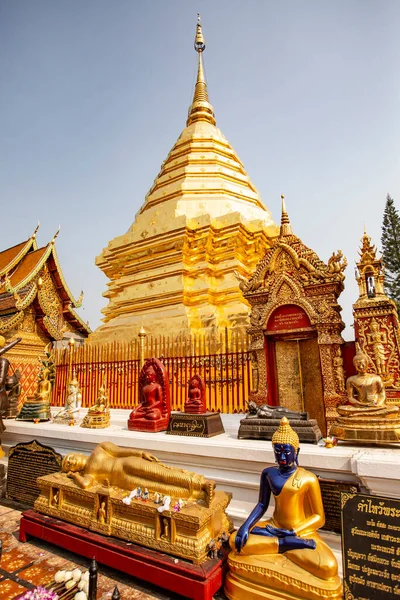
[187,14,216,127]
[280,195,292,237]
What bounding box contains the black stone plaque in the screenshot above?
[318,477,360,534]
[342,492,400,599]
[6,439,62,506]
[166,413,225,438]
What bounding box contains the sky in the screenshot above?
[1,0,399,339]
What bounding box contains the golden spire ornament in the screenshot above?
[272,417,300,449]
[279,195,293,237]
[187,14,216,126]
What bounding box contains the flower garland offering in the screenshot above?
[19,568,90,600]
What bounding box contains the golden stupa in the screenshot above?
[92,16,278,342]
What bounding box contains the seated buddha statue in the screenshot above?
[62,441,215,505]
[128,358,171,432]
[53,372,82,425]
[16,367,52,421]
[225,417,342,600]
[184,374,206,414]
[330,345,400,443]
[81,377,110,429]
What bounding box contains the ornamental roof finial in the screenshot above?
[280,195,292,236]
[187,14,216,126]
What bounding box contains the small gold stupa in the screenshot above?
[91,16,277,342]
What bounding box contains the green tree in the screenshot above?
[381,194,400,305]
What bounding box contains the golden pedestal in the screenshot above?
[225,553,342,600]
[80,410,110,429]
[34,474,232,564]
[330,416,400,443]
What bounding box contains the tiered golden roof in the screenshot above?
[93,16,278,341]
[0,225,90,339]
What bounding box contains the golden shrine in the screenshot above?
[91,16,278,343]
[34,441,233,564]
[353,229,400,401]
[0,226,90,402]
[241,198,348,435]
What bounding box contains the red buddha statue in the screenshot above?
[128,358,171,432]
[184,374,206,414]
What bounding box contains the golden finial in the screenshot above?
[33,222,40,238]
[280,195,292,237]
[68,336,76,348]
[194,13,205,52]
[51,225,61,244]
[272,417,300,450]
[138,326,146,338]
[187,15,216,126]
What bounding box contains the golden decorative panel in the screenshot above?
[275,340,303,412]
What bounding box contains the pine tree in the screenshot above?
[381,194,400,305]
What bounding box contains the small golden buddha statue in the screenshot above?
[81,376,110,429]
[16,367,52,421]
[225,417,342,600]
[330,345,400,443]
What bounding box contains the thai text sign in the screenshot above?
[7,440,62,506]
[267,305,311,332]
[319,478,359,534]
[342,492,400,599]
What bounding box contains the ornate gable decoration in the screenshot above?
[0,227,90,340]
[238,197,347,331]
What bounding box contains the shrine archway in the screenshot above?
[264,305,326,434]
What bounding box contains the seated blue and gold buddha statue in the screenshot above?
[225,417,342,600]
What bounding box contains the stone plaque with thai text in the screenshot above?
[319,478,359,533]
[166,412,224,438]
[6,440,62,505]
[342,492,400,599]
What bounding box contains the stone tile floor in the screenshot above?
[0,504,227,599]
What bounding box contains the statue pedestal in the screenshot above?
[166,412,225,438]
[330,418,400,443]
[19,509,228,600]
[225,552,342,600]
[127,416,169,432]
[238,418,322,444]
[16,402,51,422]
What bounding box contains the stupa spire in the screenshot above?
[187,14,216,126]
[280,195,292,236]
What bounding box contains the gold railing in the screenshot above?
[53,329,251,413]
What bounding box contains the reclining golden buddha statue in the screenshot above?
[34,441,232,564]
[225,418,342,600]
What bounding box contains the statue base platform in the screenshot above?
[166,412,225,438]
[330,420,400,444]
[80,410,110,429]
[127,416,169,432]
[225,553,342,600]
[16,402,51,422]
[238,418,322,444]
[34,471,232,564]
[19,509,228,600]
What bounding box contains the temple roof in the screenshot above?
[240,198,347,295]
[129,16,277,235]
[0,229,90,339]
[0,224,39,276]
